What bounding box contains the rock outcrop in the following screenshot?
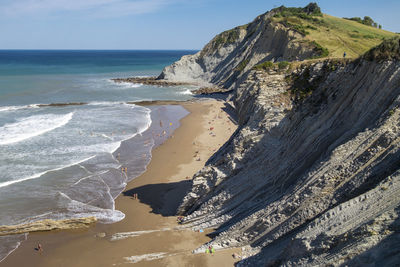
[162,8,400,264]
[158,7,318,88]
[0,217,97,236]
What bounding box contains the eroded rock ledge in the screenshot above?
[172,35,400,266]
[0,217,97,236]
[111,77,193,87]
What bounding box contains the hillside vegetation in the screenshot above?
[272,6,397,58]
[159,3,398,88]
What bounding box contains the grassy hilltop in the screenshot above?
[271,3,397,58]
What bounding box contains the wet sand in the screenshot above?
[1,99,240,267]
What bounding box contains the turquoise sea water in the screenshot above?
[0,50,196,262]
[0,50,197,106]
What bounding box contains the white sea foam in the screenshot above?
[108,79,143,89]
[57,192,125,224]
[0,104,40,112]
[87,101,123,106]
[110,106,152,154]
[0,155,96,188]
[0,112,74,145]
[0,234,27,263]
[117,82,143,88]
[178,89,193,95]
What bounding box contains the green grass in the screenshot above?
[272,14,397,58]
[254,61,274,70]
[310,41,329,58]
[254,61,291,71]
[272,3,322,18]
[200,26,244,57]
[278,61,290,69]
[236,59,250,72]
[363,36,400,61]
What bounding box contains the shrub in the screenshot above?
[282,18,309,35]
[254,61,274,70]
[306,25,317,30]
[364,37,400,61]
[212,29,240,49]
[344,16,380,28]
[278,61,290,69]
[273,3,322,19]
[363,34,375,39]
[236,59,249,72]
[310,41,329,58]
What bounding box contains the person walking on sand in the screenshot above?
[37,243,43,253]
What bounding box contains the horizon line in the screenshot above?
[0,48,200,51]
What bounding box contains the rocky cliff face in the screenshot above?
[158,3,400,264]
[158,9,317,88]
[174,35,400,266]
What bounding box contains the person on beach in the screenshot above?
[210,246,215,254]
[206,245,214,255]
[37,243,43,253]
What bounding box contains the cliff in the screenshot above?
[157,6,317,88]
[158,3,396,90]
[160,4,400,266]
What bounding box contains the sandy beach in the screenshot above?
[1,98,240,267]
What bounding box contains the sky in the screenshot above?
[0,0,399,50]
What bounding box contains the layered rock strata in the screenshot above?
[158,9,317,89]
[173,37,400,265]
[0,217,97,236]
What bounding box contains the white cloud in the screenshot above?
[0,0,175,17]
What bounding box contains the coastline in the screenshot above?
[1,98,240,266]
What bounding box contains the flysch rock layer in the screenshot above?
[158,9,316,89]
[157,8,400,266]
[0,217,97,236]
[182,52,400,265]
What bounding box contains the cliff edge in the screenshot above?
[163,4,400,266]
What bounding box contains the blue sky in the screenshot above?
[0,0,399,49]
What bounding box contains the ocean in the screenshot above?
[0,50,196,261]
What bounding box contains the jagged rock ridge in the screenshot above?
[158,5,319,88]
[159,3,400,265]
[179,36,400,265]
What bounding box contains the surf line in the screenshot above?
[0,155,96,188]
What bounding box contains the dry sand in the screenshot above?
[1,99,241,267]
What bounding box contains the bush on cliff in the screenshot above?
[310,41,329,58]
[273,3,322,19]
[364,37,400,61]
[254,61,274,71]
[344,16,380,28]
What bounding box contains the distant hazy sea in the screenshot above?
[0,50,196,262]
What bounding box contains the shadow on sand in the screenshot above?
[123,180,192,217]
